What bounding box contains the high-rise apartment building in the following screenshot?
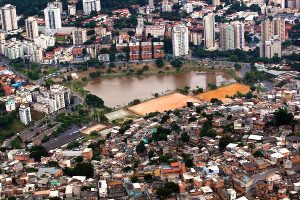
[83,0,101,15]
[203,13,216,50]
[212,0,221,6]
[220,23,235,51]
[44,3,62,29]
[25,17,39,40]
[260,36,282,58]
[162,0,172,12]
[68,4,77,16]
[261,18,274,43]
[72,28,87,45]
[233,22,245,50]
[172,24,189,57]
[149,0,155,10]
[0,4,18,32]
[274,17,285,41]
[19,104,32,125]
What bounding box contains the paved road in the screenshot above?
[43,126,83,151]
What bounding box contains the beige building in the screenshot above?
[203,13,216,50]
[0,4,18,32]
[25,17,39,40]
[72,28,87,45]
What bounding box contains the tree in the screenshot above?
[136,141,146,154]
[180,132,190,142]
[74,162,94,178]
[234,63,242,70]
[273,108,294,126]
[155,58,164,68]
[144,174,153,182]
[170,59,183,68]
[156,182,179,199]
[131,176,139,183]
[218,134,234,151]
[29,146,48,162]
[0,83,5,96]
[85,94,104,107]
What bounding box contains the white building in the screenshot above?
[31,48,44,63]
[233,22,245,50]
[148,0,155,10]
[190,31,202,46]
[144,24,165,38]
[260,36,282,58]
[19,104,32,125]
[35,85,71,114]
[68,4,77,16]
[172,24,189,57]
[203,13,216,50]
[44,3,62,30]
[72,28,87,45]
[162,0,172,12]
[5,98,16,112]
[34,34,55,49]
[0,4,18,32]
[83,0,101,15]
[3,39,24,59]
[25,17,39,40]
[212,0,221,6]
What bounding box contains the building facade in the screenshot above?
[44,3,62,30]
[83,0,101,15]
[203,13,216,50]
[0,4,18,32]
[19,104,32,125]
[25,17,39,40]
[172,24,189,57]
[72,28,87,45]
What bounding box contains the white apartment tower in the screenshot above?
[68,4,77,16]
[149,0,155,10]
[172,24,189,57]
[72,28,88,45]
[162,0,172,12]
[212,0,221,6]
[260,36,282,58]
[0,4,18,32]
[220,23,235,51]
[25,17,39,40]
[233,22,245,50]
[203,13,216,50]
[44,3,62,29]
[19,104,32,125]
[83,0,101,15]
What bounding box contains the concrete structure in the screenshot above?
[203,13,216,50]
[212,0,221,6]
[44,3,62,30]
[19,104,32,125]
[0,4,18,32]
[144,25,165,38]
[190,32,202,46]
[274,17,286,41]
[25,17,39,40]
[172,24,189,57]
[68,4,77,16]
[83,0,101,15]
[148,0,155,10]
[72,28,87,45]
[261,18,274,43]
[260,36,282,58]
[220,23,235,51]
[233,22,245,50]
[34,34,55,49]
[162,0,172,12]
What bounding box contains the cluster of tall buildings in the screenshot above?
[260,17,285,58]
[32,85,71,114]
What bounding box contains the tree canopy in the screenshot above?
[85,94,105,107]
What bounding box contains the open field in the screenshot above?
[81,124,107,135]
[128,93,200,116]
[195,83,250,102]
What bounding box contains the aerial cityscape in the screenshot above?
[0,0,299,199]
